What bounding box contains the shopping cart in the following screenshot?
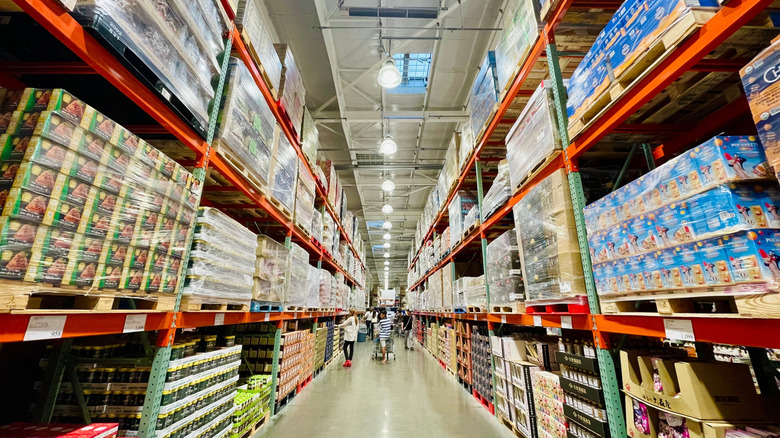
[371,336,395,361]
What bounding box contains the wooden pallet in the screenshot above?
[454,307,467,314]
[510,150,563,195]
[211,142,269,196]
[568,8,717,140]
[269,196,294,222]
[237,411,270,438]
[467,306,483,313]
[0,286,175,313]
[601,291,780,318]
[250,301,283,312]
[238,28,280,101]
[491,302,526,314]
[179,296,250,312]
[525,295,590,314]
[285,306,305,312]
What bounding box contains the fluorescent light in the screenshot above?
[384,267,389,271]
[383,242,390,249]
[377,57,402,88]
[384,261,389,266]
[380,135,397,155]
[383,233,392,241]
[382,221,392,230]
[382,204,393,214]
[381,179,395,192]
[384,253,390,258]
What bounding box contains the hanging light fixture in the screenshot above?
[384,253,390,258]
[384,261,389,266]
[384,266,389,271]
[383,233,392,241]
[381,179,395,192]
[383,242,391,249]
[382,204,393,214]
[377,57,402,88]
[380,135,397,155]
[382,220,392,230]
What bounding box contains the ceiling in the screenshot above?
[263,0,505,291]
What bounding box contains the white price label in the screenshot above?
[663,319,695,342]
[264,313,270,322]
[24,316,67,341]
[546,327,562,336]
[123,315,147,333]
[501,315,507,324]
[294,312,298,319]
[533,315,542,327]
[561,316,573,329]
[214,313,225,326]
[472,314,477,321]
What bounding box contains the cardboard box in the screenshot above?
[741,37,780,170]
[620,350,774,420]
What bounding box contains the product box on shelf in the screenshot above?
[469,52,499,141]
[268,124,299,217]
[234,0,283,96]
[627,394,780,438]
[620,350,775,421]
[486,229,525,309]
[0,423,119,438]
[513,169,586,302]
[215,58,276,191]
[482,160,511,220]
[274,44,306,136]
[301,109,320,167]
[449,191,477,243]
[494,0,541,94]
[72,0,228,132]
[458,122,475,172]
[505,80,564,192]
[741,36,780,172]
[252,235,289,306]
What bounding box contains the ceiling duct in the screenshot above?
[340,6,439,19]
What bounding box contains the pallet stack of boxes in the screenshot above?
[471,327,493,405]
[494,0,540,96]
[274,44,306,138]
[277,330,305,403]
[468,52,499,147]
[236,323,276,376]
[486,230,525,313]
[234,0,283,100]
[267,125,299,219]
[455,321,473,385]
[252,235,289,310]
[182,207,256,308]
[0,89,197,306]
[583,136,780,312]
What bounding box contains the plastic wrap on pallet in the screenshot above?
[495,0,541,93]
[305,265,320,309]
[486,230,525,307]
[318,268,331,308]
[253,235,288,304]
[513,169,586,302]
[184,208,256,305]
[0,90,198,297]
[469,52,499,142]
[583,136,771,235]
[285,242,308,308]
[295,158,315,236]
[741,38,780,170]
[428,270,443,310]
[566,0,719,122]
[449,191,477,242]
[442,262,453,309]
[462,205,480,239]
[329,275,338,308]
[216,58,275,189]
[72,0,226,130]
[458,122,476,171]
[463,275,486,309]
[310,209,323,245]
[322,212,335,253]
[274,44,306,136]
[268,125,298,215]
[234,0,282,94]
[481,160,511,221]
[506,81,564,191]
[301,108,320,166]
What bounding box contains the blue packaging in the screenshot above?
[626,177,648,217]
[643,251,664,291]
[675,243,704,287]
[626,213,659,254]
[696,238,734,286]
[590,230,611,263]
[655,248,682,289]
[760,184,780,228]
[654,201,697,247]
[627,255,647,291]
[672,150,704,197]
[688,184,768,237]
[602,261,619,295]
[723,230,780,287]
[614,186,633,223]
[612,224,635,259]
[593,262,608,295]
[615,259,630,293]
[692,136,771,187]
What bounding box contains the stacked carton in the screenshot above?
[252,235,289,307]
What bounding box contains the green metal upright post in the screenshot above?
[36,339,72,422]
[137,28,234,438]
[269,320,284,415]
[546,35,626,435]
[642,143,656,171]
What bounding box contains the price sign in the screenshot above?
[561,316,573,329]
[501,315,507,324]
[472,314,477,321]
[663,319,695,342]
[533,315,542,327]
[214,313,225,326]
[24,316,67,341]
[123,315,147,333]
[264,313,270,322]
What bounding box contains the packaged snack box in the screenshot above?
[0,247,33,279]
[77,130,110,164]
[60,177,97,207]
[93,167,124,194]
[642,253,663,291]
[143,270,164,293]
[80,106,118,141]
[124,247,150,271]
[69,154,99,186]
[68,234,104,264]
[15,89,88,124]
[741,40,780,169]
[22,136,77,172]
[61,257,98,287]
[161,270,179,293]
[11,162,68,198]
[696,238,734,286]
[675,243,704,287]
[26,252,68,284]
[100,242,130,267]
[0,162,20,185]
[693,136,770,186]
[6,111,41,137]
[627,255,647,291]
[0,217,39,248]
[0,134,33,161]
[77,194,114,238]
[95,262,123,289]
[4,188,56,223]
[724,230,780,287]
[654,202,696,247]
[120,266,144,290]
[36,226,74,259]
[110,126,142,156]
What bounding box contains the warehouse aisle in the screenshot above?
[254,339,515,438]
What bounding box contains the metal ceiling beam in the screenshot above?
[312,0,470,116]
[315,110,470,123]
[335,164,443,170]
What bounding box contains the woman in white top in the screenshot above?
[338,309,359,367]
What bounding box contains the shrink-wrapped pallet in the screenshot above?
[285,242,309,308]
[449,191,477,242]
[235,0,283,94]
[482,160,511,220]
[295,158,316,236]
[318,268,332,308]
[268,125,298,215]
[253,235,289,304]
[494,0,541,94]
[469,52,499,141]
[486,230,524,307]
[305,265,320,309]
[301,109,320,167]
[274,44,306,135]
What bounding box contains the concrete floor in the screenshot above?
[254,338,516,438]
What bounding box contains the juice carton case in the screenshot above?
[724,230,780,288]
[627,255,647,291]
[693,136,770,186]
[696,238,734,286]
[675,243,705,287]
[626,213,659,254]
[654,202,696,247]
[642,252,664,291]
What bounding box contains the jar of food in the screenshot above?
[170,344,184,360]
[223,335,235,347]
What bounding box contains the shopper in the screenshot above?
[371,309,380,339]
[338,310,359,367]
[364,309,374,338]
[378,311,393,364]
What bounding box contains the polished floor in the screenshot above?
[254,336,516,438]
